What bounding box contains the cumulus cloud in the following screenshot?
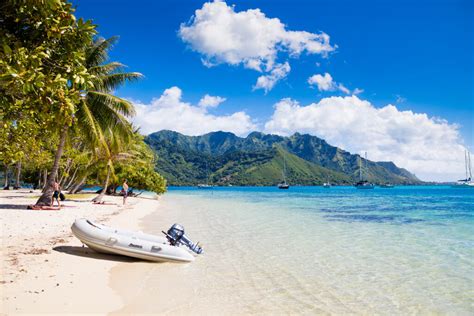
[308,73,334,91]
[264,96,466,181]
[179,0,335,91]
[132,87,256,136]
[198,94,226,108]
[308,72,359,95]
[253,62,291,93]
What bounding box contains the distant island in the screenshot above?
[145,130,421,186]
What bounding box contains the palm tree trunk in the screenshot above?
[92,166,110,203]
[35,125,68,206]
[37,170,42,190]
[65,167,78,190]
[3,164,9,190]
[14,161,21,189]
[59,158,72,187]
[42,169,48,190]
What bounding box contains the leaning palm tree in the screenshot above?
[91,125,134,203]
[35,37,142,206]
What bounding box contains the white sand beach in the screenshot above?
[0,189,159,315]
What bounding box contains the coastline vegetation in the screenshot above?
[0,0,166,204]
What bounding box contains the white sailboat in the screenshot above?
[355,152,375,189]
[323,175,331,188]
[278,155,290,189]
[197,161,213,189]
[452,149,474,188]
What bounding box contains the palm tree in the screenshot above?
[91,126,134,203]
[35,37,142,206]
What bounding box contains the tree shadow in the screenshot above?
[0,204,31,210]
[53,245,141,263]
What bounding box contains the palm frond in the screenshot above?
[87,91,136,117]
[76,99,101,145]
[86,36,119,67]
[98,72,143,92]
[88,62,125,77]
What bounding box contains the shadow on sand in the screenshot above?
[0,204,32,210]
[53,245,140,263]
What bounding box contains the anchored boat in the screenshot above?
[278,155,290,189]
[355,152,375,189]
[452,149,474,188]
[71,219,203,263]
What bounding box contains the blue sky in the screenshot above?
[75,0,473,181]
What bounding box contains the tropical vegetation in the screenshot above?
[0,0,166,204]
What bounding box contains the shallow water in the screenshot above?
[115,186,474,314]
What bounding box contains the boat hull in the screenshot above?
[451,183,474,188]
[355,185,375,189]
[71,219,195,263]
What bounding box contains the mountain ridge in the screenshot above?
[145,130,421,186]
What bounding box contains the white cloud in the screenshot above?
[253,62,290,93]
[308,73,334,91]
[198,94,227,108]
[132,87,256,136]
[179,0,335,91]
[353,88,364,95]
[337,83,350,94]
[264,96,466,181]
[308,72,362,95]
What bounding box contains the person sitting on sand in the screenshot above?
[122,179,129,205]
[51,181,61,207]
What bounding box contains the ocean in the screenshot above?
[114,186,474,314]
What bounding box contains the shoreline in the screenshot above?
[108,194,208,315]
[0,189,160,315]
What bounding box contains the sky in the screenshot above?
[75,0,473,181]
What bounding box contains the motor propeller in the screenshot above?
[162,223,203,254]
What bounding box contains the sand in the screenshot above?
[0,189,159,315]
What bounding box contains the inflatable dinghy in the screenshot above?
[71,218,203,263]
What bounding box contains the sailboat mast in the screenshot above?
[359,156,362,181]
[465,150,468,180]
[206,161,210,185]
[283,156,287,182]
[364,152,368,181]
[469,151,472,179]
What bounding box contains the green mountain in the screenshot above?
[145,130,421,186]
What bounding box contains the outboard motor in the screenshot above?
[163,224,203,254]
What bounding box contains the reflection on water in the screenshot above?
[116,186,474,314]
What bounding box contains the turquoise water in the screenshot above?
[141,186,473,314]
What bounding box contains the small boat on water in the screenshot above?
[197,161,213,189]
[197,184,213,189]
[452,149,474,188]
[278,155,290,189]
[71,219,203,263]
[323,175,331,188]
[355,152,374,189]
[355,180,375,189]
[379,183,395,188]
[278,182,290,189]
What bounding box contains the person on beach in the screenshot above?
[122,179,129,205]
[51,180,61,207]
